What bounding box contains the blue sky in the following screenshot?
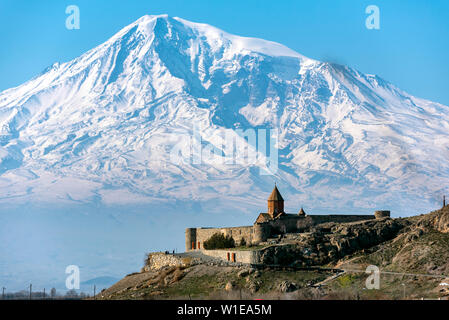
[0,0,448,105]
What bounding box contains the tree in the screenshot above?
[50,288,56,299]
[65,289,78,299]
[203,233,235,250]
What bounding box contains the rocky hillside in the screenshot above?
[257,217,409,267]
[96,207,449,300]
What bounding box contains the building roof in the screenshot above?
[255,213,272,223]
[255,211,286,224]
[298,208,306,216]
[268,185,284,201]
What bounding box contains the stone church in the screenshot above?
[185,185,389,251]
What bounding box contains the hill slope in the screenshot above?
[97,207,449,300]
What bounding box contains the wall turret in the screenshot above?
[185,228,197,251]
[253,223,270,244]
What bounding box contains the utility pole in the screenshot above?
[93,285,96,300]
[43,288,45,300]
[2,287,5,300]
[401,283,406,300]
[29,284,32,300]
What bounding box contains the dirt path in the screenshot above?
[310,270,346,287]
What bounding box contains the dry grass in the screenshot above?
[147,267,177,287]
[205,287,328,300]
[146,266,187,288]
[181,257,193,266]
[171,267,186,284]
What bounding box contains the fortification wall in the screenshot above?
[146,252,190,270]
[185,226,255,251]
[185,228,197,251]
[269,215,313,234]
[220,226,255,245]
[264,215,375,236]
[253,223,271,243]
[309,214,376,224]
[186,215,378,250]
[201,249,262,264]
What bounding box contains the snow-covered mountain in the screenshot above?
[1,14,448,214]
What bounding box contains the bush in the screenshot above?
[203,233,235,250]
[144,253,152,266]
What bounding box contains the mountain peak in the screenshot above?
[0,15,447,215]
[115,14,312,60]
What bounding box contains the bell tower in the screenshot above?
[268,185,284,218]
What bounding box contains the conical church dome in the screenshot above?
[267,185,284,217]
[268,185,284,201]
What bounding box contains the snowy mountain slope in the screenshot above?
[0,14,448,214]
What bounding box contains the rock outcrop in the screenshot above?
[259,218,409,266]
[431,206,449,233]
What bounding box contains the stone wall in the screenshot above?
[220,226,255,245]
[185,215,377,251]
[146,252,190,270]
[201,249,262,264]
[310,214,376,224]
[186,226,255,251]
[264,214,376,237]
